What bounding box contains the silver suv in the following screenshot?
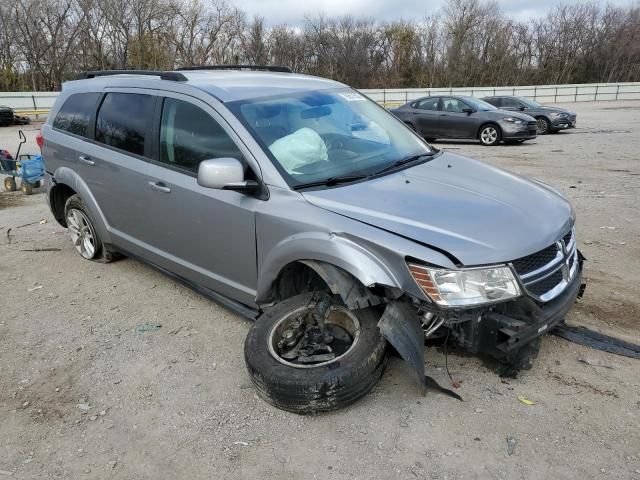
[42,67,585,413]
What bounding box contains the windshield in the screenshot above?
[462,97,497,111]
[227,88,434,187]
[517,96,541,108]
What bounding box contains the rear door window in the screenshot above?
[159,97,243,173]
[95,93,155,156]
[416,97,440,111]
[53,93,101,137]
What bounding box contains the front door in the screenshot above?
[412,97,441,137]
[438,97,479,139]
[86,90,259,306]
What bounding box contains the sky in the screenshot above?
[231,0,636,25]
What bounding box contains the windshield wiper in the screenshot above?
[373,152,436,176]
[292,174,369,190]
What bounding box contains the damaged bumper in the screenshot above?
[378,257,585,390]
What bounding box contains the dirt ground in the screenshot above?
[1,102,639,480]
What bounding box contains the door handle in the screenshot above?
[148,181,171,193]
[79,155,95,166]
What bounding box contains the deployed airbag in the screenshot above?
[269,127,328,174]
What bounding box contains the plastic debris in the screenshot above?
[506,435,516,456]
[578,357,616,369]
[135,323,162,334]
[517,394,536,405]
[27,285,43,292]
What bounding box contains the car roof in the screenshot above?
[62,70,347,103]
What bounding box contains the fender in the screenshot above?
[255,231,401,305]
[51,166,113,246]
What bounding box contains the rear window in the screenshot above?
[52,93,101,137]
[95,93,155,156]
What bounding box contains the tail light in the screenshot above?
[36,131,44,151]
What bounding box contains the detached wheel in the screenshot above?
[21,182,33,195]
[536,117,550,135]
[479,125,501,146]
[64,194,102,260]
[245,292,387,414]
[4,177,16,192]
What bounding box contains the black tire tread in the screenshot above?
[245,293,387,414]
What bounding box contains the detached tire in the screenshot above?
[245,292,387,414]
[4,177,16,192]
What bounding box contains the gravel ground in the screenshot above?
[1,102,639,480]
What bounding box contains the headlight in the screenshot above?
[550,112,568,118]
[407,263,521,307]
[502,117,524,124]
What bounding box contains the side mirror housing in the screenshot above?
[462,107,474,114]
[198,157,247,190]
[518,106,526,111]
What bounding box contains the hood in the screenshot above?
[491,109,536,122]
[302,152,574,266]
[531,106,573,115]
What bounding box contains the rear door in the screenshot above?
[438,97,478,139]
[412,97,441,136]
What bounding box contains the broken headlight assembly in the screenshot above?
[407,263,521,307]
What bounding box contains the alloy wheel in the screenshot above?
[480,126,499,145]
[66,208,97,259]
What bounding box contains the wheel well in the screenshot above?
[49,183,76,227]
[270,261,384,310]
[271,262,329,302]
[477,122,502,139]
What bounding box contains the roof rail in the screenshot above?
[176,65,293,73]
[76,70,188,81]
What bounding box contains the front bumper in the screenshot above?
[453,260,584,359]
[551,116,577,130]
[500,121,537,140]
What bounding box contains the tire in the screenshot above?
[64,194,103,260]
[21,182,33,195]
[536,117,550,135]
[479,124,501,146]
[4,177,16,192]
[245,292,387,414]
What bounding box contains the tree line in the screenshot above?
[0,0,638,91]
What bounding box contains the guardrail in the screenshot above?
[1,82,639,116]
[362,82,640,107]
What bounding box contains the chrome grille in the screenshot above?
[510,227,578,302]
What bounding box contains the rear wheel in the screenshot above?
[21,182,33,195]
[245,292,387,414]
[536,117,550,135]
[64,194,102,260]
[3,177,16,192]
[479,125,501,146]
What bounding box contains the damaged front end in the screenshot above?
[378,237,586,389]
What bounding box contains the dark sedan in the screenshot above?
[391,96,537,146]
[482,96,576,134]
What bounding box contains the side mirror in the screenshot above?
[197,157,257,192]
[518,106,526,111]
[462,108,474,114]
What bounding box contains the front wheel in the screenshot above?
[244,293,387,414]
[536,117,550,135]
[479,125,501,146]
